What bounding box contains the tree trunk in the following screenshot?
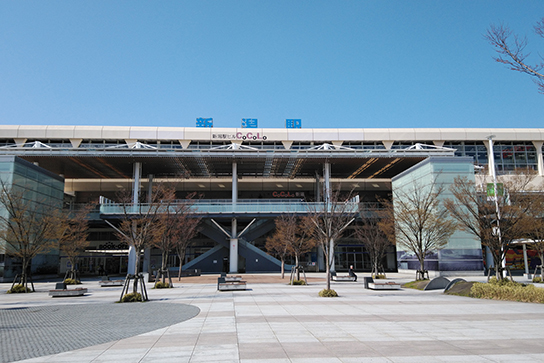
[280,258,285,279]
[21,257,32,292]
[133,249,141,293]
[417,254,426,280]
[161,250,167,283]
[295,254,300,280]
[325,249,331,290]
[177,250,186,279]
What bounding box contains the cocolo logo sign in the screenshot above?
[212,132,267,140]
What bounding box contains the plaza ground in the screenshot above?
[1,272,544,363]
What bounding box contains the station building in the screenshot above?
[0,125,543,281]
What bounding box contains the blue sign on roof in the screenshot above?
[242,118,258,128]
[196,118,213,128]
[286,119,302,129]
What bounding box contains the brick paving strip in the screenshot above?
[0,302,200,363]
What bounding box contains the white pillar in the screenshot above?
[230,161,238,273]
[232,161,238,205]
[324,162,335,272]
[230,218,238,273]
[128,162,142,275]
[324,162,331,203]
[485,139,495,177]
[533,141,544,176]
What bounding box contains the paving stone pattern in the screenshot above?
[0,302,199,363]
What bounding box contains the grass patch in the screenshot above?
[402,280,429,290]
[120,292,143,302]
[470,278,544,303]
[319,289,338,297]
[7,284,31,294]
[444,281,475,297]
[63,278,80,285]
[154,282,171,289]
[445,278,544,303]
[372,274,386,279]
[533,277,543,283]
[289,279,307,285]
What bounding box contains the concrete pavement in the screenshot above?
[1,273,544,363]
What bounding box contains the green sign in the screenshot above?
[487,183,504,197]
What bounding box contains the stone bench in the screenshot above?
[225,275,242,282]
[49,283,88,297]
[331,272,356,282]
[368,282,401,290]
[217,277,247,291]
[99,276,124,287]
[364,277,401,290]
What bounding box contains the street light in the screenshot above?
[487,135,504,278]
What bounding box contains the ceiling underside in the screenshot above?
[15,153,429,180]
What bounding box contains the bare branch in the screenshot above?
[486,19,544,94]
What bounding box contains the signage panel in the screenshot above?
[286,119,302,129]
[242,118,258,128]
[196,118,213,128]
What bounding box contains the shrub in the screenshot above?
[121,292,143,302]
[319,289,338,297]
[154,282,171,289]
[290,280,306,285]
[470,279,544,303]
[372,274,386,279]
[63,278,80,285]
[533,277,542,283]
[7,284,31,294]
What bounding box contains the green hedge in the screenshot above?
[471,278,544,303]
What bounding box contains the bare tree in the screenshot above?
[265,228,290,279]
[446,172,535,280]
[172,212,201,280]
[58,204,92,283]
[522,193,544,277]
[114,185,166,297]
[307,189,358,291]
[385,178,457,280]
[149,187,176,284]
[0,181,63,292]
[486,18,544,93]
[269,214,316,281]
[354,206,392,278]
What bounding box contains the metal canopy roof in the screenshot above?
[1,147,455,180]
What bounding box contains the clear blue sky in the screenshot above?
[0,1,543,129]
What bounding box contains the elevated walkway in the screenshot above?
[99,197,363,218]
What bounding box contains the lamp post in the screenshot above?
[487,135,504,278]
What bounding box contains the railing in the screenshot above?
[98,199,369,216]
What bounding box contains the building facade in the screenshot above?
[0,126,542,277]
[0,156,64,282]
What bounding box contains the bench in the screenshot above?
[99,276,124,287]
[364,277,401,290]
[217,277,247,291]
[225,275,242,282]
[49,282,88,297]
[331,271,356,282]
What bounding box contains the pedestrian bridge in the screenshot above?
[98,197,365,218]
